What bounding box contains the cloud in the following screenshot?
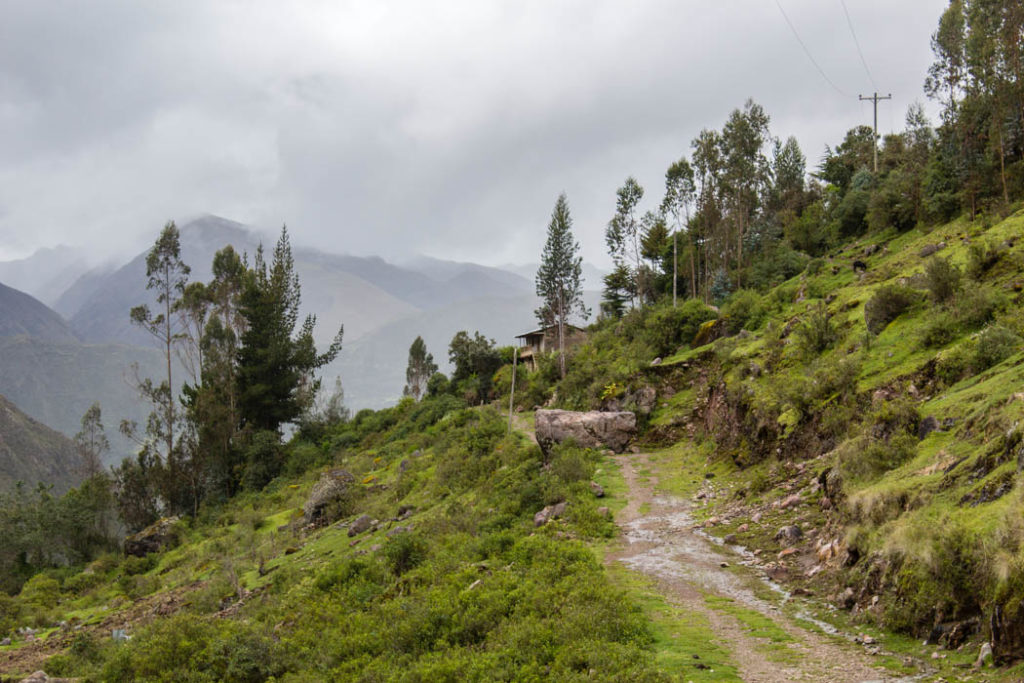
[0,0,946,265]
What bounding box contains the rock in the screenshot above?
[736,523,749,533]
[597,506,610,518]
[589,481,605,498]
[719,561,729,568]
[990,602,1024,663]
[534,501,568,527]
[535,409,637,454]
[723,534,737,545]
[347,514,373,537]
[303,469,355,525]
[764,563,789,581]
[751,512,762,523]
[386,525,412,537]
[778,547,798,559]
[124,516,180,557]
[397,504,416,520]
[650,357,662,366]
[774,525,803,546]
[399,459,410,473]
[918,416,941,440]
[630,386,658,414]
[779,493,801,509]
[976,642,994,668]
[19,672,72,683]
[919,244,940,258]
[837,587,856,610]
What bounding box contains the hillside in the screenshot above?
[0,393,79,492]
[0,282,78,344]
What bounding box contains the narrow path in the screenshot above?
[607,451,897,683]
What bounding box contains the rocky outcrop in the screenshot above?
[534,501,568,526]
[535,409,637,454]
[303,469,355,524]
[124,516,180,557]
[991,601,1024,664]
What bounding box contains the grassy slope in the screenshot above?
[2,400,740,681]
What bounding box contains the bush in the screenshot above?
[794,303,838,356]
[18,574,60,609]
[924,256,962,303]
[864,284,919,335]
[966,240,1003,280]
[383,533,428,576]
[241,430,283,491]
[972,325,1021,372]
[839,433,917,482]
[956,286,1004,330]
[723,289,769,333]
[935,342,973,385]
[641,299,718,357]
[919,310,959,348]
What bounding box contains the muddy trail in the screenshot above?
[607,451,909,683]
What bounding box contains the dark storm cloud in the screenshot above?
[0,1,946,264]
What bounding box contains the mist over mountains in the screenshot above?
[0,215,601,471]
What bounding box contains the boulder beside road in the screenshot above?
[535,409,637,454]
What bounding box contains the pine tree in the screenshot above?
[536,193,589,377]
[403,336,437,401]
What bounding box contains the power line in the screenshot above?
[839,0,877,90]
[773,0,850,98]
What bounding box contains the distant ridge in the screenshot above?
[0,281,78,343]
[0,393,80,493]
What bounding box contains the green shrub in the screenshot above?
[122,553,157,576]
[864,284,919,335]
[919,310,959,348]
[956,286,1005,330]
[549,445,595,485]
[794,302,838,356]
[966,239,1003,280]
[18,574,60,609]
[383,533,429,576]
[924,256,962,303]
[641,299,718,357]
[971,325,1021,372]
[936,342,973,385]
[723,289,768,333]
[839,433,917,482]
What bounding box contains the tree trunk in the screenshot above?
[558,289,566,379]
[672,230,677,307]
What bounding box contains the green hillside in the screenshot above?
[0,393,79,493]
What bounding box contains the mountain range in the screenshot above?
[0,214,602,476]
[0,393,80,492]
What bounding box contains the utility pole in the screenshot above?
[859,92,891,172]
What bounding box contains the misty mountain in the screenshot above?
[0,245,92,307]
[0,281,79,343]
[0,392,80,493]
[334,289,601,409]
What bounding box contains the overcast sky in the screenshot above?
[0,0,947,267]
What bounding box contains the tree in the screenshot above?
[448,331,502,402]
[535,193,589,377]
[237,227,343,435]
[75,402,110,479]
[661,158,697,305]
[129,222,191,465]
[403,336,438,400]
[604,177,645,307]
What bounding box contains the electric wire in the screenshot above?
[773,0,851,98]
[839,0,878,90]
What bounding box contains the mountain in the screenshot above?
[0,281,161,465]
[0,393,80,492]
[0,245,91,307]
[0,281,78,343]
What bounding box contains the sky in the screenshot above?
[0,0,948,267]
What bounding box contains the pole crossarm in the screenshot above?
[859,91,892,173]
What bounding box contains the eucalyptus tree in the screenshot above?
[404,336,438,400]
[604,177,644,307]
[661,157,697,305]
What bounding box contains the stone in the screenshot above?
[386,525,411,537]
[597,506,610,518]
[533,501,568,527]
[778,547,798,559]
[736,523,749,533]
[630,386,658,414]
[837,587,856,610]
[348,514,373,537]
[779,493,801,509]
[919,243,940,258]
[774,525,803,546]
[397,505,416,520]
[650,357,662,366]
[990,602,1024,663]
[535,409,637,454]
[723,534,737,545]
[764,563,788,581]
[918,416,941,440]
[976,642,994,668]
[124,516,180,557]
[399,459,410,473]
[303,469,355,525]
[751,512,762,523]
[589,481,605,498]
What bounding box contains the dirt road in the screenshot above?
[607,451,902,683]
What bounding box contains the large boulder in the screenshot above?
[124,516,180,557]
[303,469,355,525]
[535,409,637,454]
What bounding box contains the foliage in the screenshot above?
[447,330,503,401]
[923,256,962,303]
[864,284,920,335]
[403,335,438,401]
[641,299,719,357]
[793,302,838,356]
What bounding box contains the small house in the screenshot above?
[514,324,587,371]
